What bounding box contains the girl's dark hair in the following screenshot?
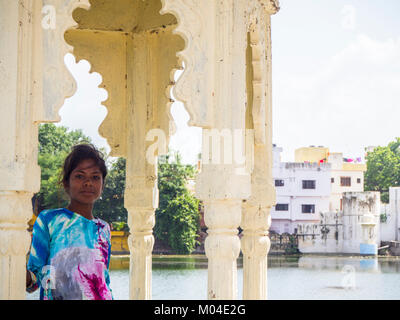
[62,144,107,186]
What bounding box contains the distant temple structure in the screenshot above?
[298,191,381,255]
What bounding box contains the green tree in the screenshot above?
[94,157,128,224]
[35,123,91,212]
[364,138,400,203]
[154,152,200,254]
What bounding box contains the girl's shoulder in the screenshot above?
[37,208,67,222]
[94,218,111,235]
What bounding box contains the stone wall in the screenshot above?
[298,192,380,255]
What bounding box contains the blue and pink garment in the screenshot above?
[27,208,113,300]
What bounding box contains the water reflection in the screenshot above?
[110,254,400,273]
[27,254,400,300]
[296,255,400,273]
[152,255,209,270]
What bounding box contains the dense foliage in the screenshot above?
[93,157,128,224]
[364,137,400,203]
[154,153,200,254]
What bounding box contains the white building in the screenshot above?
[328,153,366,211]
[380,187,400,242]
[295,146,366,212]
[270,146,331,234]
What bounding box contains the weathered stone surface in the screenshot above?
[0,0,278,300]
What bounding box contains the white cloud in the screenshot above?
[273,34,400,161]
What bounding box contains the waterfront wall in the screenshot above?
[110,231,130,254]
[379,188,400,243]
[298,192,380,254]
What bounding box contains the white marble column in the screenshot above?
[126,198,156,299]
[196,155,251,300]
[241,5,277,299]
[241,196,273,299]
[161,0,279,300]
[203,199,242,299]
[0,192,35,299]
[0,0,45,300]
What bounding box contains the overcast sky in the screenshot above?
[58,0,400,164]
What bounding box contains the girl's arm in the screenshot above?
[26,269,38,293]
[26,212,50,293]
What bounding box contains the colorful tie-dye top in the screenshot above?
[27,208,113,300]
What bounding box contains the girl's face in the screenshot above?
[64,159,104,205]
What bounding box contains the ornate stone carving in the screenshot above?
[240,0,277,299]
[41,0,90,122]
[258,0,280,14]
[0,191,35,299]
[160,0,216,128]
[64,4,183,157]
[204,199,242,299]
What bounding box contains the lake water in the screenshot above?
[27,254,400,300]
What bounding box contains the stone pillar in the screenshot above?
[190,0,251,300]
[0,192,35,299]
[161,0,279,300]
[203,199,242,299]
[124,62,160,299]
[125,178,157,300]
[197,163,250,300]
[241,203,272,299]
[241,146,275,299]
[241,7,277,299]
[0,0,43,300]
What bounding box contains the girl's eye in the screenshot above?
[76,174,84,179]
[93,176,101,180]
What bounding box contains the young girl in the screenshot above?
[26,144,113,300]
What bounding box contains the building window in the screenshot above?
[357,178,361,184]
[275,179,284,187]
[302,204,315,214]
[275,203,289,211]
[331,177,334,183]
[340,177,351,187]
[302,180,316,189]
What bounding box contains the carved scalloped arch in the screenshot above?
[42,0,91,122]
[57,1,185,158]
[160,0,215,128]
[160,0,278,130]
